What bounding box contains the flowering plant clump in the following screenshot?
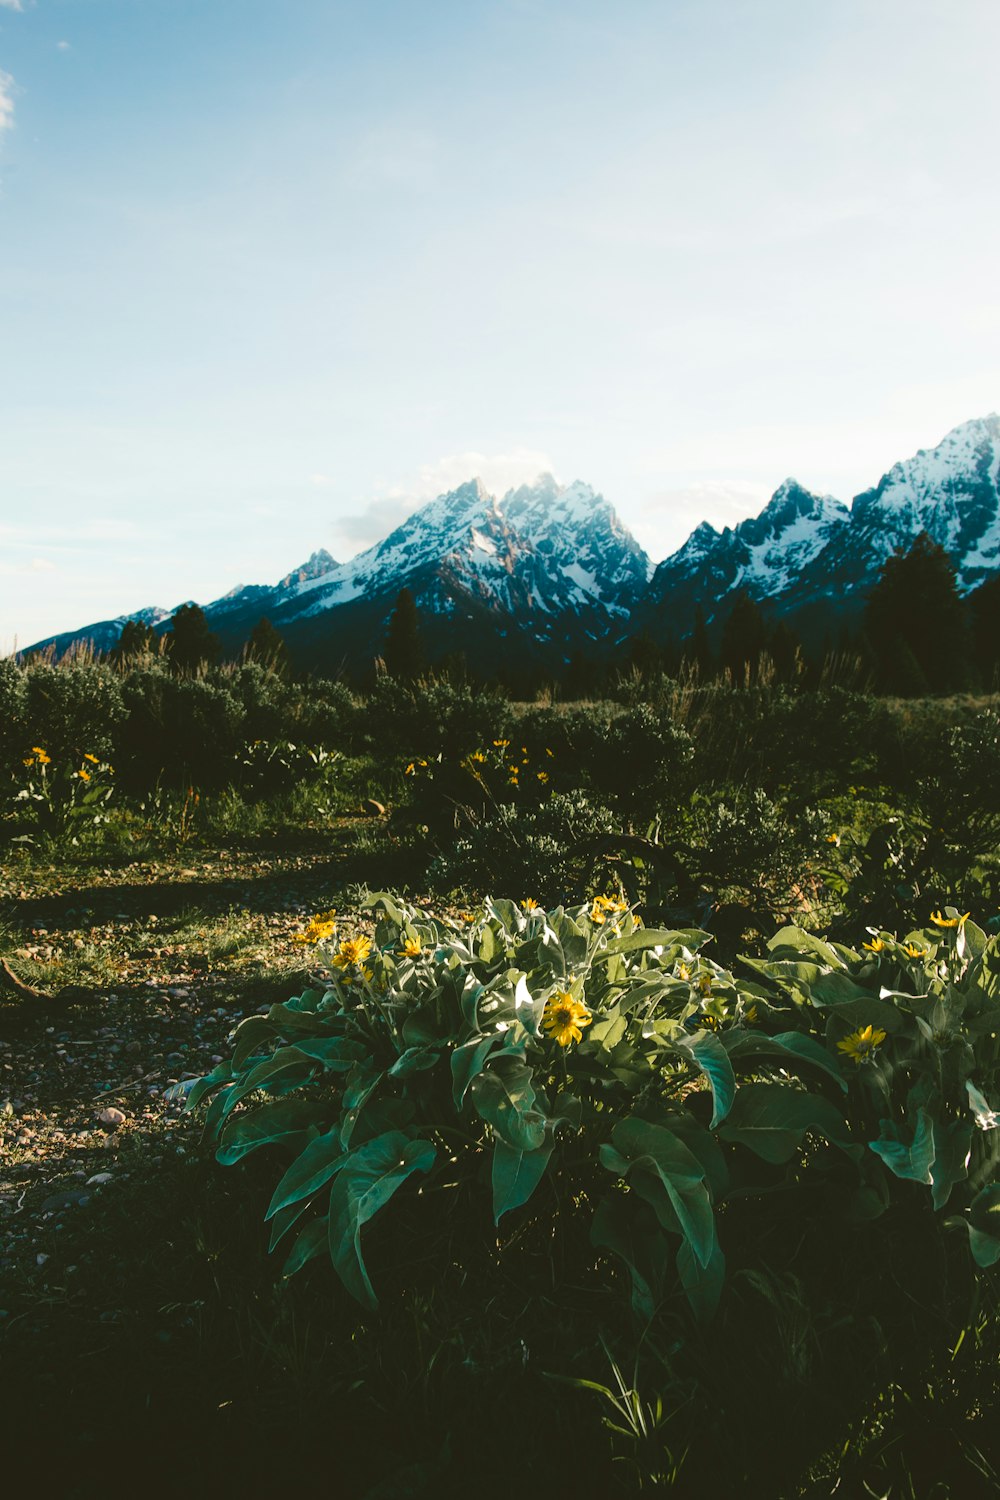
[185,896,1000,1322]
[11,747,115,843]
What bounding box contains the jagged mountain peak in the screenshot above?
[279,548,337,590]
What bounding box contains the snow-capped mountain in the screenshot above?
[19,414,1000,675]
[24,604,172,661]
[643,479,849,631]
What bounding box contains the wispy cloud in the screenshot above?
[0,1,24,12]
[56,40,71,52]
[0,70,15,133]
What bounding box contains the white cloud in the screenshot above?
[57,40,71,52]
[0,1,24,12]
[0,70,15,133]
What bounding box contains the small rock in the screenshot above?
[87,1172,114,1186]
[97,1107,126,1129]
[36,1253,49,1267]
[41,1189,91,1213]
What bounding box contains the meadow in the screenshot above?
[2,650,1000,1497]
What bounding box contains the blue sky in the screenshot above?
[1,0,999,649]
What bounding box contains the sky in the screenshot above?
[1,0,999,651]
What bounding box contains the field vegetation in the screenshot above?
[2,644,1000,1496]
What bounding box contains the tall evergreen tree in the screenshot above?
[167,603,221,675]
[382,588,424,680]
[111,618,156,664]
[246,616,290,677]
[865,532,972,694]
[689,605,714,681]
[719,592,767,685]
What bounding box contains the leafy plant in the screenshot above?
[187,895,1000,1328]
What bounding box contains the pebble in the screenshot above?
[87,1172,114,1186]
[97,1107,126,1128]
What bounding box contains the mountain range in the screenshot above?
[24,413,1000,677]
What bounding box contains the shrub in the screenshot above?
[185,896,1000,1328]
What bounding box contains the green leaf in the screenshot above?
[724,1029,848,1093]
[291,1036,368,1070]
[604,1117,718,1270]
[671,1030,735,1127]
[929,1116,972,1211]
[388,1046,440,1078]
[868,1109,935,1185]
[451,1033,499,1109]
[265,1127,347,1218]
[283,1217,329,1277]
[216,1098,324,1165]
[327,1132,437,1307]
[591,1194,668,1322]
[230,1016,280,1069]
[676,1235,725,1323]
[492,1135,555,1224]
[268,1197,312,1253]
[719,1083,853,1163]
[469,1056,546,1151]
[767,926,846,967]
[597,928,710,961]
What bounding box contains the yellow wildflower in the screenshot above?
[470,751,486,764]
[399,937,423,958]
[77,768,91,781]
[545,747,554,758]
[332,935,374,968]
[22,756,35,767]
[293,914,338,945]
[493,739,510,749]
[536,771,549,784]
[826,833,840,846]
[903,944,927,960]
[930,910,970,929]
[542,991,592,1048]
[836,1024,887,1064]
[521,898,539,912]
[862,937,885,953]
[677,963,691,982]
[405,763,415,776]
[743,1003,758,1023]
[84,753,100,765]
[698,973,713,996]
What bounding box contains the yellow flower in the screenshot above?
[457,911,473,924]
[293,914,337,945]
[743,1003,758,1023]
[521,898,539,912]
[677,963,691,982]
[590,899,607,924]
[545,747,554,758]
[405,763,415,776]
[33,749,51,765]
[77,768,91,781]
[542,991,592,1048]
[31,746,47,756]
[493,739,510,749]
[826,833,841,846]
[862,937,885,953]
[22,755,35,767]
[836,1024,887,1064]
[332,935,374,968]
[903,944,927,960]
[930,910,969,929]
[470,751,486,764]
[399,937,423,958]
[84,753,100,765]
[698,973,713,996]
[536,771,549,784]
[699,1012,722,1032]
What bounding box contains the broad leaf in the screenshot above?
[327,1132,437,1306]
[216,1098,324,1165]
[265,1127,347,1218]
[469,1057,546,1151]
[719,1083,853,1163]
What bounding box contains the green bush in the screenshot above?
[186,896,1000,1329]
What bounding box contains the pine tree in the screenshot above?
[382,589,423,680]
[167,604,221,675]
[719,593,767,685]
[865,532,972,693]
[689,606,714,681]
[246,616,290,677]
[111,618,156,663]
[970,575,1000,689]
